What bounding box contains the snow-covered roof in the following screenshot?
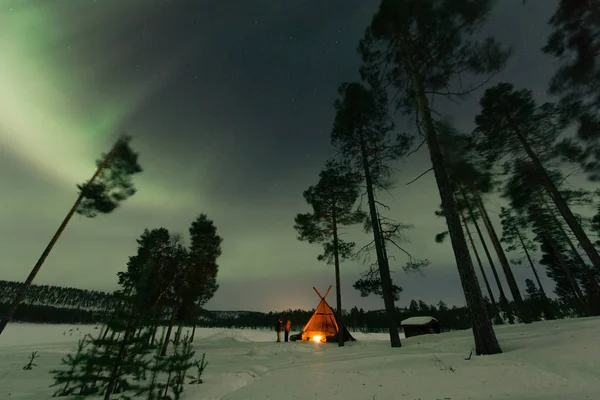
[400,316,437,326]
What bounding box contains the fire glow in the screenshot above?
[312,335,322,343]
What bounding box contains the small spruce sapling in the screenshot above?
[137,328,166,400]
[161,332,196,400]
[22,351,39,370]
[171,334,196,399]
[50,336,92,397]
[188,353,208,384]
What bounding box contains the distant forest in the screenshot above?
[0,279,576,333]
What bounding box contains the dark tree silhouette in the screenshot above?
[502,159,596,315]
[294,160,365,346]
[331,81,413,347]
[436,122,522,323]
[500,207,555,320]
[0,135,142,336]
[183,214,222,342]
[358,0,511,354]
[543,0,600,181]
[474,83,600,274]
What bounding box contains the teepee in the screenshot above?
[300,286,355,343]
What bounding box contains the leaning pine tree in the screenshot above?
[501,159,598,316]
[294,160,366,347]
[435,122,519,323]
[358,0,512,354]
[0,134,142,336]
[499,207,555,320]
[474,83,600,272]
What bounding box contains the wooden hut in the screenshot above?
[400,316,440,338]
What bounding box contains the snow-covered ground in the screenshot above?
[1,318,599,399]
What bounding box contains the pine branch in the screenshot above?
[406,168,433,185]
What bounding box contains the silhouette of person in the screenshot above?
[284,319,291,342]
[276,317,283,342]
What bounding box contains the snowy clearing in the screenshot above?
[1,318,599,399]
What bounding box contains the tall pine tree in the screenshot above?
[294,160,365,346]
[358,0,511,354]
[331,81,413,347]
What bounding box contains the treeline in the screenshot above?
[1,278,578,334]
[0,280,118,311]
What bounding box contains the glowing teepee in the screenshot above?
[300,286,355,343]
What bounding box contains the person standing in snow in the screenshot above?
[284,319,291,342]
[276,317,283,342]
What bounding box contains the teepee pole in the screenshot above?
[323,285,332,300]
[313,287,322,299]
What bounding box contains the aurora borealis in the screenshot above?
[0,0,567,312]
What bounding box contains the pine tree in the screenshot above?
[50,336,93,397]
[409,300,419,315]
[294,160,365,347]
[187,214,222,308]
[358,0,511,355]
[136,328,167,400]
[499,207,555,320]
[502,158,596,316]
[524,279,547,321]
[0,135,143,336]
[331,81,413,347]
[50,301,155,399]
[167,333,196,400]
[474,83,600,273]
[161,214,222,356]
[543,0,600,182]
[117,229,189,359]
[590,199,600,248]
[539,236,584,314]
[435,123,517,323]
[188,352,208,385]
[458,208,501,322]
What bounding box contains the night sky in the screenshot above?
[0,0,575,312]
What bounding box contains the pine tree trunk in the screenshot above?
[543,230,589,314]
[0,138,123,336]
[163,370,173,400]
[101,324,111,341]
[103,307,138,400]
[510,119,600,271]
[145,305,161,346]
[149,323,158,346]
[515,228,547,299]
[549,211,600,313]
[378,216,392,283]
[471,188,532,323]
[161,305,178,357]
[331,204,345,347]
[191,319,197,342]
[513,224,555,320]
[400,35,501,355]
[461,185,510,319]
[531,198,590,315]
[174,321,184,345]
[359,136,401,348]
[461,210,498,317]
